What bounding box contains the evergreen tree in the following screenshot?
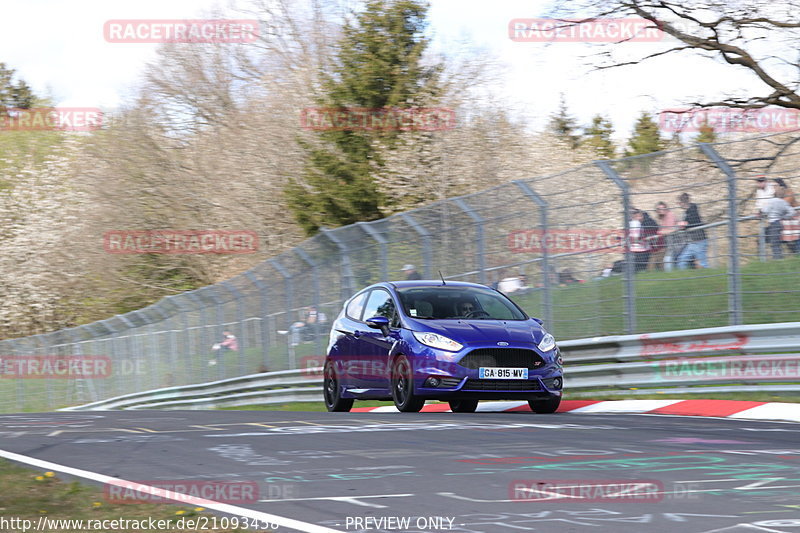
[696,117,717,143]
[548,94,580,149]
[0,63,35,109]
[582,114,615,158]
[286,0,441,235]
[625,111,665,156]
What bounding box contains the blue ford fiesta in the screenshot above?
[323,280,563,413]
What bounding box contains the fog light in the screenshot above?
[553,377,562,389]
[424,377,441,388]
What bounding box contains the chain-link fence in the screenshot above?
[2,132,800,412]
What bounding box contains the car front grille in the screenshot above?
[462,379,542,392]
[458,348,545,370]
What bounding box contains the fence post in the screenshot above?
[698,143,742,325]
[595,160,637,334]
[185,291,211,382]
[269,258,296,369]
[400,213,433,279]
[220,281,247,377]
[165,295,194,386]
[453,198,486,284]
[244,271,271,371]
[513,180,553,329]
[356,221,389,282]
[320,228,355,299]
[295,248,323,357]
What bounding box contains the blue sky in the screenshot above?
[2,0,768,141]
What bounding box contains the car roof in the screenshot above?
[381,280,491,289]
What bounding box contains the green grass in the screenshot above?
[512,256,800,339]
[0,459,252,532]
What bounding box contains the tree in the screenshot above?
[285,0,442,235]
[625,111,665,156]
[548,94,581,149]
[696,118,717,143]
[549,1,800,111]
[0,63,35,109]
[582,114,616,158]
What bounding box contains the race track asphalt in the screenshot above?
[2,410,800,533]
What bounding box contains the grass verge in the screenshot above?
[0,459,264,532]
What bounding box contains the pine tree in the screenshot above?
[582,114,615,158]
[286,0,441,235]
[696,117,717,143]
[0,63,35,109]
[548,94,580,149]
[625,111,665,156]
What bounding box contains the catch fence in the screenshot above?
[2,132,800,411]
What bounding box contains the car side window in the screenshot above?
[345,291,368,320]
[362,289,398,326]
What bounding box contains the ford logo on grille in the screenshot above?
[497,341,509,346]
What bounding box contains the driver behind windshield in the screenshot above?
[458,300,478,317]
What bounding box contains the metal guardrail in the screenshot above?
[61,368,322,411]
[63,322,800,410]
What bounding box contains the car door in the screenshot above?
[358,288,401,394]
[332,290,369,390]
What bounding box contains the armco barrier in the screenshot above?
[64,322,800,410]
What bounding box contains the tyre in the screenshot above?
[392,356,425,412]
[448,399,479,413]
[528,396,561,414]
[323,361,353,412]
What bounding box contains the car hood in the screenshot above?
[407,319,544,345]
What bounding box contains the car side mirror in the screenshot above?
[366,316,391,335]
[531,317,543,325]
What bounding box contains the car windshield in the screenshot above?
[396,286,527,320]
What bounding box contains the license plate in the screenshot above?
[479,367,528,379]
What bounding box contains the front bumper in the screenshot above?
[411,343,563,399]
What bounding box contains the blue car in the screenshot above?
[323,280,563,413]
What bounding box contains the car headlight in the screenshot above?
[538,332,556,353]
[413,331,463,352]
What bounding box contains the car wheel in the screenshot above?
[448,399,479,413]
[528,396,561,414]
[323,361,353,412]
[392,356,425,413]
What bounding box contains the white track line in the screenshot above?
[0,448,343,533]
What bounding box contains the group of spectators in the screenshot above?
[626,176,799,271]
[754,177,799,259]
[628,192,708,272]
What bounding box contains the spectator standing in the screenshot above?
[654,201,679,271]
[209,330,238,366]
[676,193,709,269]
[761,189,799,258]
[773,178,797,207]
[629,209,652,272]
[754,176,776,212]
[402,264,422,280]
